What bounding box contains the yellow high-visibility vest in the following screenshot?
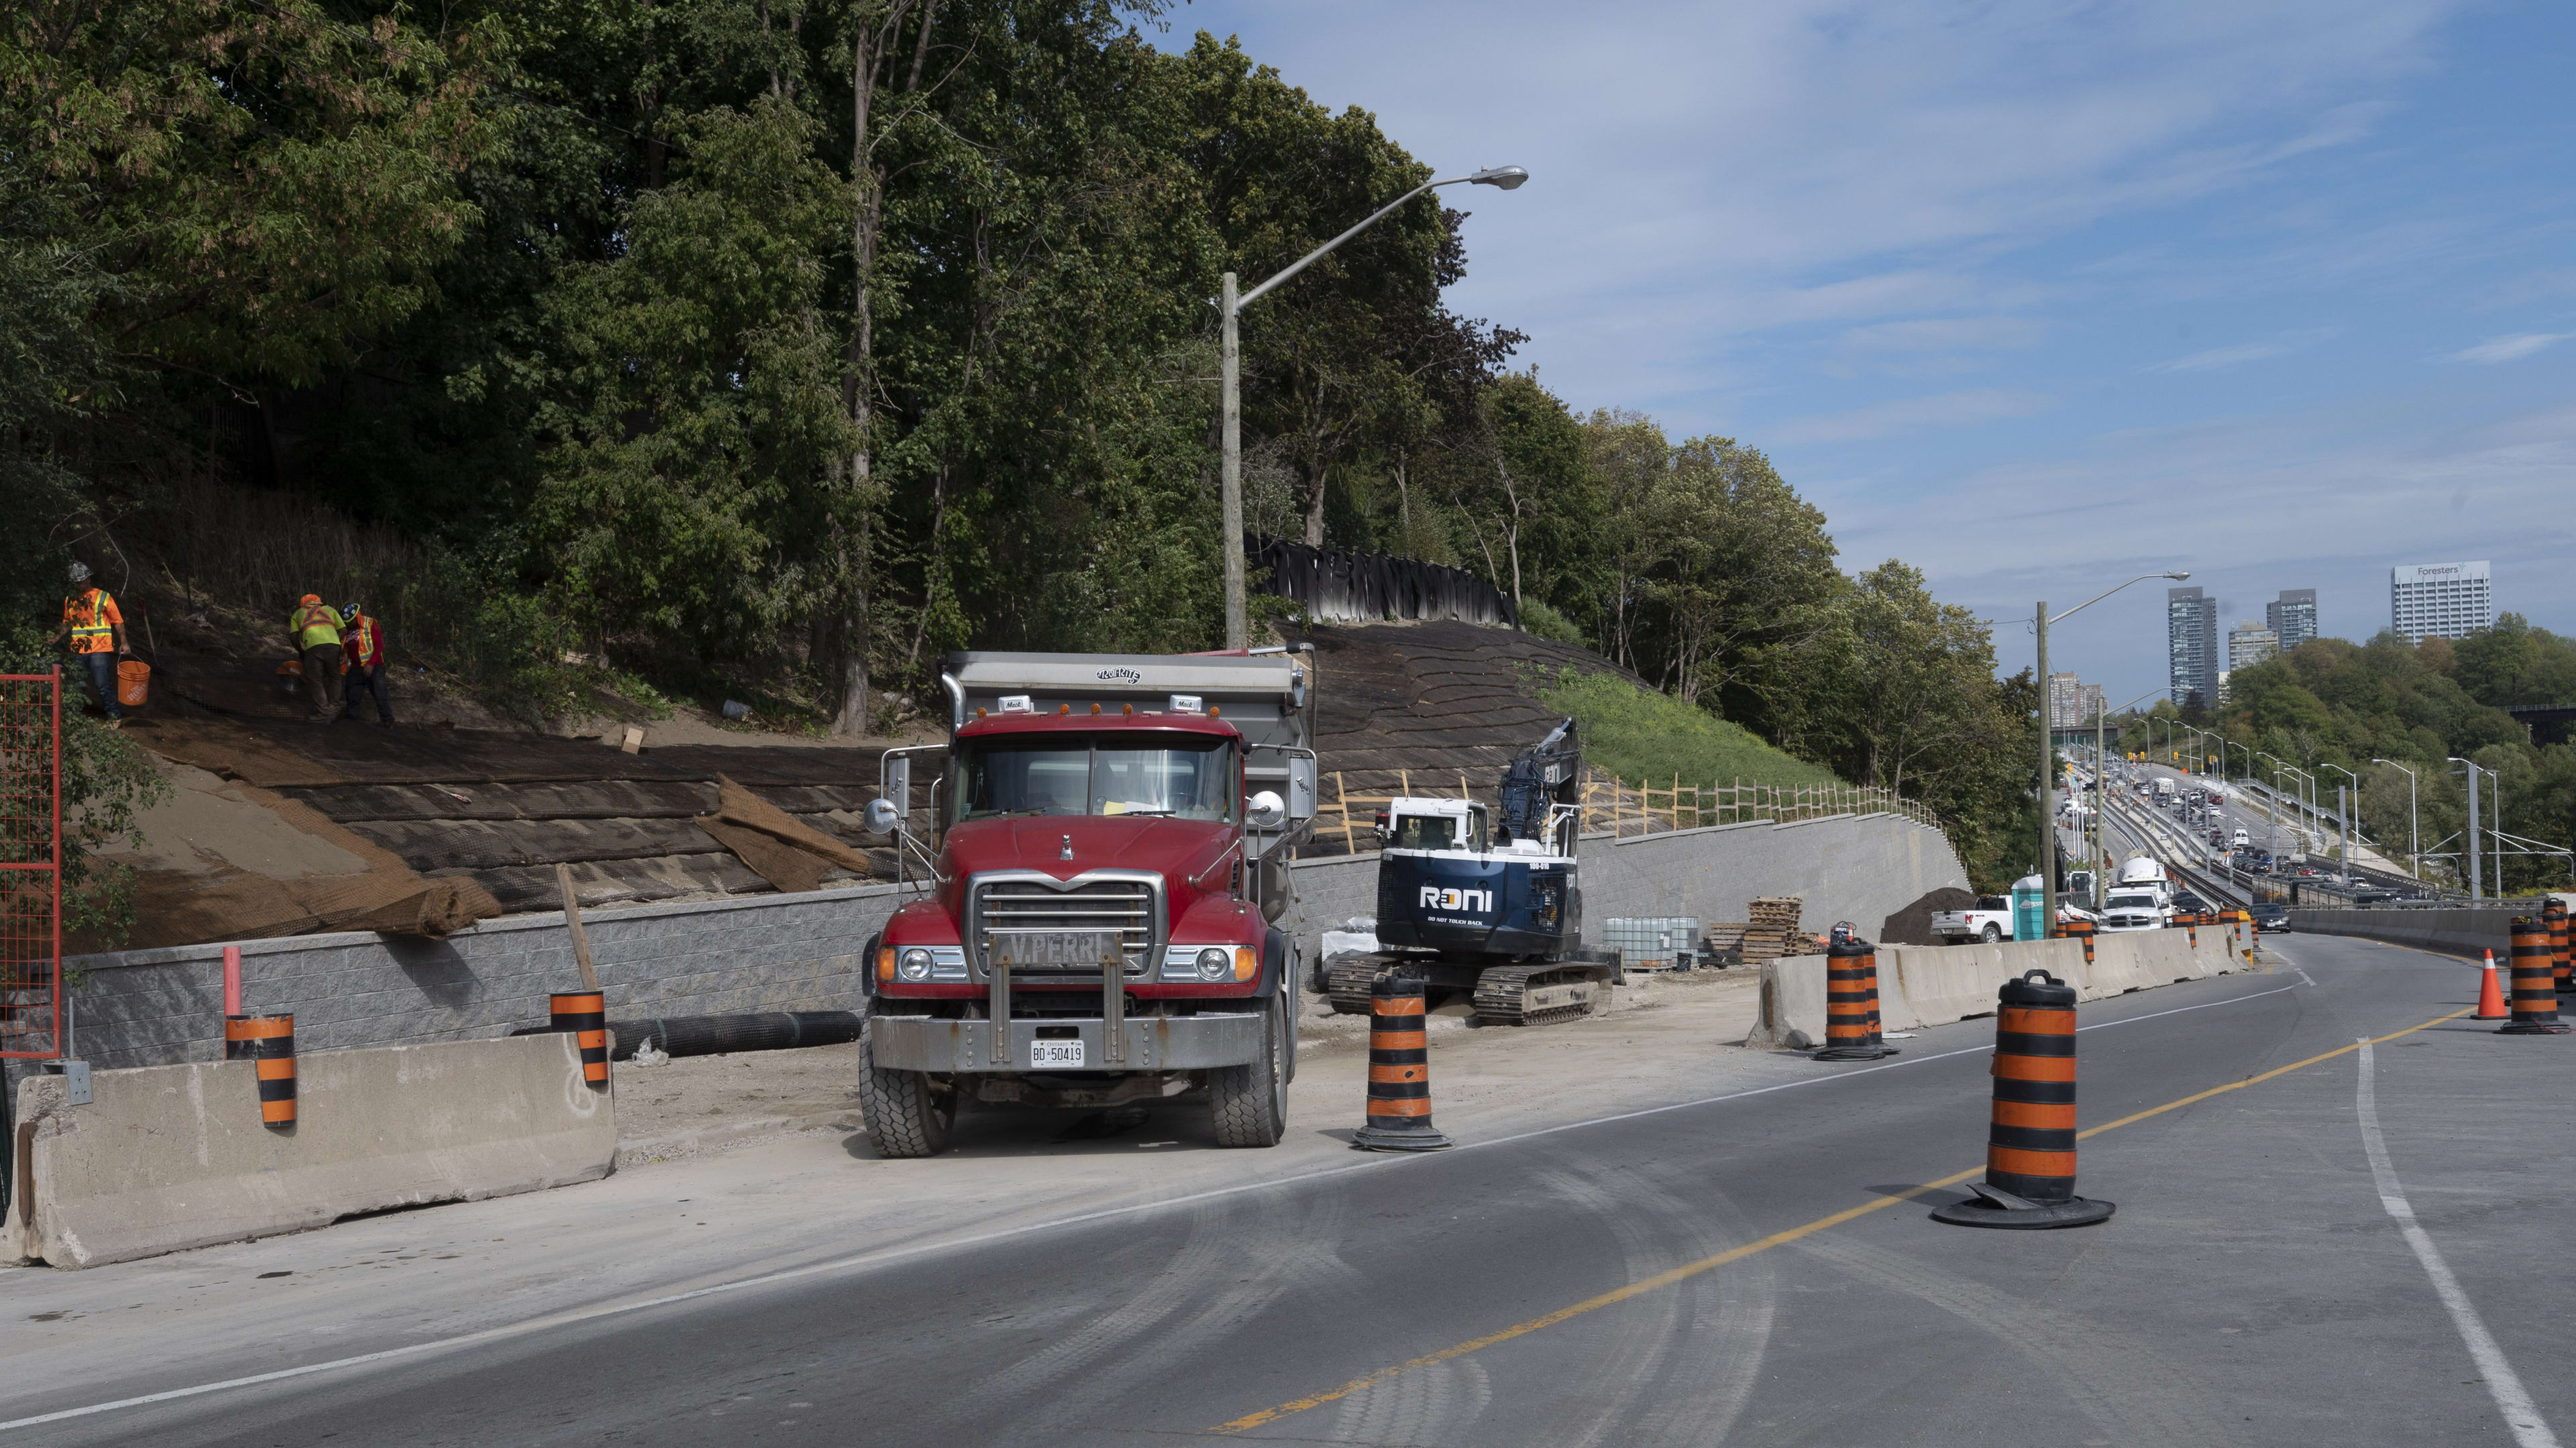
[292,602,341,649]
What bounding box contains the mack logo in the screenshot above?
[1420,886,1494,913]
[1095,667,1142,683]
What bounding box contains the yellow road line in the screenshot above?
[1211,1003,2473,1435]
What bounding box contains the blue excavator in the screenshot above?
[1324,720,1616,1025]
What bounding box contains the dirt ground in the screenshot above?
[100,759,369,880]
[609,965,1769,1163]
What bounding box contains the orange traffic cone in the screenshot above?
[2474,950,2510,1021]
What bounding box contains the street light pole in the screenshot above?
[2031,570,2188,928]
[1218,165,1529,649]
[2372,759,2418,882]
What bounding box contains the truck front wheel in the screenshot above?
[859,1025,955,1158]
[1209,992,1289,1148]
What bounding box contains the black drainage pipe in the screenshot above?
[514,1009,864,1061]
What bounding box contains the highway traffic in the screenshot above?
[8,933,2562,1447]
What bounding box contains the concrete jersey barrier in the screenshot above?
[6,1033,614,1270]
[2290,907,2521,962]
[1750,925,2251,1050]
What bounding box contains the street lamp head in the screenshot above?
[1467,165,1529,190]
[2164,571,2190,581]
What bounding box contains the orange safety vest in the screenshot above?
[291,601,341,650]
[63,589,120,654]
[343,615,382,669]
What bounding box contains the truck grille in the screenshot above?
[971,877,1158,973]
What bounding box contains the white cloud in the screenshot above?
[2149,341,2296,373]
[1841,316,2050,352]
[1773,388,2056,443]
[2446,332,2573,365]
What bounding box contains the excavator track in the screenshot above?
[1471,961,1617,1027]
[1325,956,1389,1015]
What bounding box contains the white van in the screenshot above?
[2231,828,2250,848]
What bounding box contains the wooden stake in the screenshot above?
[555,862,600,992]
[1336,771,1355,852]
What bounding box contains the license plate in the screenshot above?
[993,932,1120,968]
[1029,1038,1086,1068]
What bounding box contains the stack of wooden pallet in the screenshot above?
[1739,896,1805,962]
[1701,922,1750,962]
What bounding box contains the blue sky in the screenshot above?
[1153,0,2576,702]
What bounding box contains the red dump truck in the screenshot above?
[857,649,1318,1158]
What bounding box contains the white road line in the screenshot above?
[2353,1040,2559,1448]
[2296,968,2317,988]
[0,979,2300,1436]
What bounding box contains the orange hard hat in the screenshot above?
[299,593,321,605]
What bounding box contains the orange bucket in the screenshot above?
[117,659,152,708]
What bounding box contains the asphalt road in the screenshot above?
[15,932,2571,1447]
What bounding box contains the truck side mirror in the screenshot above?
[1287,756,1316,820]
[1246,791,1286,830]
[864,798,905,834]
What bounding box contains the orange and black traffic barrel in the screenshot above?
[225,1013,297,1127]
[2498,918,2570,1036]
[1815,935,1896,1062]
[2058,917,2096,966]
[1351,972,1452,1152]
[1931,969,2113,1229]
[2545,899,2571,998]
[552,991,612,1085]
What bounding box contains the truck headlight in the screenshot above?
[897,948,935,982]
[1195,947,1231,981]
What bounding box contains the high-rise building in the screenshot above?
[2047,673,2110,730]
[2167,587,2218,706]
[2229,620,2280,672]
[2048,671,2082,728]
[2391,561,2493,641]
[2266,589,2318,652]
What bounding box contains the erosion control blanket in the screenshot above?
[694,775,872,893]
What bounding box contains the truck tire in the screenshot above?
[1980,924,2002,944]
[857,1025,955,1159]
[1209,991,1289,1148]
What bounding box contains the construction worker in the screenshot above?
[288,592,345,723]
[52,561,131,724]
[337,603,394,726]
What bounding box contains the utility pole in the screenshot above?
[2035,600,2051,905]
[2453,757,2482,901]
[1219,271,1244,648]
[2373,759,2418,882]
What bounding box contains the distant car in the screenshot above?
[2353,889,2395,904]
[2173,891,2212,915]
[2250,902,2290,932]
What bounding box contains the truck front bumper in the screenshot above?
[867,1011,1266,1073]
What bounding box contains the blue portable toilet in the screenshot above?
[2010,873,2047,942]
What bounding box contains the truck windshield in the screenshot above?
[952,737,1236,823]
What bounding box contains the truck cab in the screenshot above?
[859,651,1316,1158]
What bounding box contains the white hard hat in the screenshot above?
[67,560,91,583]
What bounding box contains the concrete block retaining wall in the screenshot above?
[25,812,1964,1079]
[1287,812,1968,966]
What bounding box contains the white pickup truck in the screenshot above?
[1931,895,2017,944]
